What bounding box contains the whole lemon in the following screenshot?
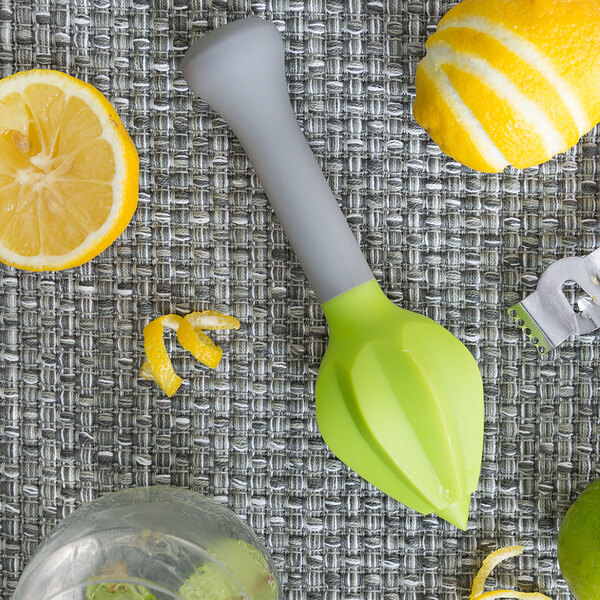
[413,0,600,172]
[558,479,600,600]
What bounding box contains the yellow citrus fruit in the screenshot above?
[0,69,138,270]
[413,0,600,172]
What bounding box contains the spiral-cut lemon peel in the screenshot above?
[140,310,240,397]
[470,546,551,600]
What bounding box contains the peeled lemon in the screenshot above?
[413,0,600,172]
[0,69,138,270]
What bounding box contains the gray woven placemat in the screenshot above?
[1,0,598,598]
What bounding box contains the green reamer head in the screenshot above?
[183,18,484,529]
[319,280,483,528]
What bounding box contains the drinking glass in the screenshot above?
[12,486,280,600]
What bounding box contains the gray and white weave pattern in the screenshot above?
[0,1,598,598]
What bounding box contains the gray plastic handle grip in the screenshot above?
[182,18,374,304]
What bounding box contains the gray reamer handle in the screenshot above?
[182,18,374,304]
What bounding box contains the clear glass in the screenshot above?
[12,487,280,600]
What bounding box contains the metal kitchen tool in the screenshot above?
[182,18,484,529]
[509,248,600,353]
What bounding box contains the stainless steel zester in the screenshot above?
[508,248,600,354]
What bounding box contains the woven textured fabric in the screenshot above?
[0,0,598,598]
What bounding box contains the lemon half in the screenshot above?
[0,69,138,270]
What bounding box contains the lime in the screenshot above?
[558,478,600,600]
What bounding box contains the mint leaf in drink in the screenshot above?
[179,562,245,600]
[179,540,278,600]
[85,582,156,600]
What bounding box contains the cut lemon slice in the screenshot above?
[0,69,138,270]
[471,546,552,600]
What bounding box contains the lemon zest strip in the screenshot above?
[474,592,552,600]
[140,314,183,398]
[470,546,552,600]
[140,311,241,397]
